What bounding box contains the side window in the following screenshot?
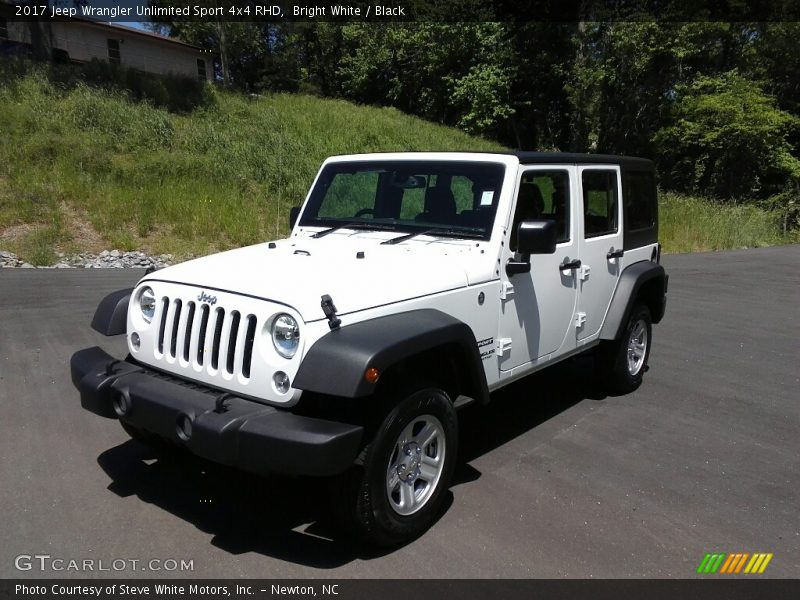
[196,59,206,82]
[624,171,656,230]
[582,170,618,238]
[450,175,474,213]
[511,170,570,250]
[532,171,570,243]
[399,180,426,220]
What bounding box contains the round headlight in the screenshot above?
[139,286,156,324]
[271,313,299,358]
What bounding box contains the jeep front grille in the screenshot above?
[156,297,257,379]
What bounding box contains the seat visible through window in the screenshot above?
[416,186,457,223]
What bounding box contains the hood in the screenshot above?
[143,233,494,322]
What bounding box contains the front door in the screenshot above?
[497,167,579,372]
[576,166,624,341]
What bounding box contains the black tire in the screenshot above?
[331,387,458,547]
[597,302,652,394]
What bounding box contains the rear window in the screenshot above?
[624,171,657,231]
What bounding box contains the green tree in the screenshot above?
[336,23,516,137]
[150,11,301,93]
[571,22,757,157]
[654,70,800,199]
[749,22,800,143]
[507,22,575,150]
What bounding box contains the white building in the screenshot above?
[0,11,213,81]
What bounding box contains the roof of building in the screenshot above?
[61,17,209,52]
[105,22,206,51]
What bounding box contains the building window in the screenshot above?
[196,59,206,81]
[0,18,9,40]
[107,39,120,64]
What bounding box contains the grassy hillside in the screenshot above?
[0,65,504,264]
[0,63,795,264]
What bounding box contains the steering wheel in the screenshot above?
[353,208,375,218]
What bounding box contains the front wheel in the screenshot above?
[331,387,458,547]
[597,302,652,394]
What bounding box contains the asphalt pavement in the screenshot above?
[1,246,798,578]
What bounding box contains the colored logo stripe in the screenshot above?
[720,553,749,573]
[720,554,737,573]
[697,553,726,573]
[697,552,773,574]
[745,553,773,574]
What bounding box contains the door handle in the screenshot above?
[559,259,581,271]
[606,248,624,260]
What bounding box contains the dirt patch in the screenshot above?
[58,201,106,253]
[0,222,43,244]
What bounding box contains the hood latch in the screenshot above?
[321,294,341,330]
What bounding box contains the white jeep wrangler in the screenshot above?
[72,152,668,546]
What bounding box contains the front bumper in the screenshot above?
[70,347,364,477]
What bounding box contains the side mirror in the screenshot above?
[289,206,301,229]
[506,220,557,276]
[517,220,557,255]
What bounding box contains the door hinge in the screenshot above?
[500,281,514,300]
[579,265,591,281]
[496,338,513,356]
[575,312,587,328]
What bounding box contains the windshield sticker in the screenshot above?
[480,191,494,206]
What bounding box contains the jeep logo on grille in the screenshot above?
[197,291,217,305]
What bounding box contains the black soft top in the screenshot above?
[512,152,653,170]
[329,151,654,171]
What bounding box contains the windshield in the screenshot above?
[299,160,506,241]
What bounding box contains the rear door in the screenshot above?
[576,166,624,341]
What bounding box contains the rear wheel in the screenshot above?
[598,302,652,394]
[331,386,458,546]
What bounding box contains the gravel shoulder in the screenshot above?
[0,249,173,269]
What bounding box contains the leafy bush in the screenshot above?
[0,57,212,114]
[654,71,800,199]
[82,58,212,113]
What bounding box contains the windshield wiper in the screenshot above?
[311,221,396,239]
[381,227,485,245]
[381,229,437,245]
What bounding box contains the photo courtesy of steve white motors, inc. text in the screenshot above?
[14,583,341,597]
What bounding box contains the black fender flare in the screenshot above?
[600,261,668,341]
[91,288,133,336]
[293,309,490,403]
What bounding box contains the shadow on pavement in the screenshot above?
[96,354,605,567]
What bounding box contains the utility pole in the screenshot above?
[214,1,231,87]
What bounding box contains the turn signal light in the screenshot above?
[364,367,380,383]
